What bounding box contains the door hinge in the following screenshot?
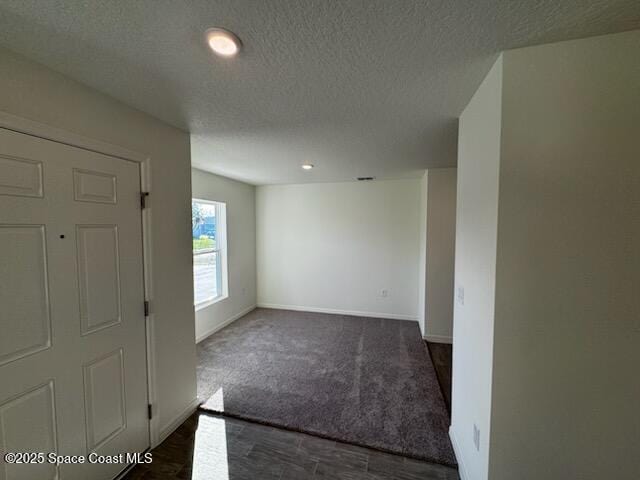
[140,192,149,209]
[147,404,153,420]
[144,300,150,317]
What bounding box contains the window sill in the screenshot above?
[195,294,228,312]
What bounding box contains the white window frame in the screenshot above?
[192,198,228,310]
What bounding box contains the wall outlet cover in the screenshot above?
[457,285,465,305]
[473,424,480,451]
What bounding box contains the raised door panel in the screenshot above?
[0,382,58,480]
[0,225,51,366]
[73,169,117,204]
[76,225,122,335]
[0,155,43,198]
[82,350,127,453]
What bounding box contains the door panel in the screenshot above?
[0,382,59,480]
[76,225,122,335]
[0,127,148,480]
[0,155,43,198]
[0,225,51,366]
[82,349,126,452]
[72,169,117,204]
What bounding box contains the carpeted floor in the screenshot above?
[197,308,456,467]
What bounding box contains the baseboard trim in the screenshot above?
[157,397,200,446]
[195,305,257,343]
[424,334,453,344]
[449,426,468,480]
[257,303,418,322]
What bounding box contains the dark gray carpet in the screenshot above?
[197,308,456,467]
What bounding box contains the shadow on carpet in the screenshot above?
[197,308,456,467]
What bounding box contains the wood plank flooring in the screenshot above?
[425,342,453,414]
[123,411,459,479]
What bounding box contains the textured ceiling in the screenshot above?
[0,1,638,185]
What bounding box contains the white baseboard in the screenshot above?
[195,305,256,343]
[449,426,468,480]
[256,303,418,322]
[424,334,453,344]
[157,397,200,446]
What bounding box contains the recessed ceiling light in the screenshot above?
[206,28,242,57]
[302,164,314,170]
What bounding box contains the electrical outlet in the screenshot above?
[241,287,246,296]
[379,289,389,298]
[457,285,465,306]
[473,424,480,451]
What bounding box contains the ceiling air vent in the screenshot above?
[356,176,376,181]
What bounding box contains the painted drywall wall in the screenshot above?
[450,56,502,480]
[0,47,197,441]
[191,168,257,342]
[256,179,421,320]
[417,171,429,335]
[424,168,457,343]
[489,30,640,480]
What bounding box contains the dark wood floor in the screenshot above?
[426,342,453,414]
[124,411,459,479]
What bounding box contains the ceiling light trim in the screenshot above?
[205,27,242,57]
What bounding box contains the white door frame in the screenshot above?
[0,110,162,447]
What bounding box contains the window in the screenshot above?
[192,199,228,308]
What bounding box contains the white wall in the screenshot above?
[424,168,457,343]
[417,172,429,334]
[454,30,640,480]
[256,179,421,320]
[191,168,257,342]
[0,47,197,442]
[450,55,502,480]
[490,30,640,480]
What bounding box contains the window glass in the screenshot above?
[192,200,226,306]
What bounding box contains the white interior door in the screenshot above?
[0,128,149,480]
